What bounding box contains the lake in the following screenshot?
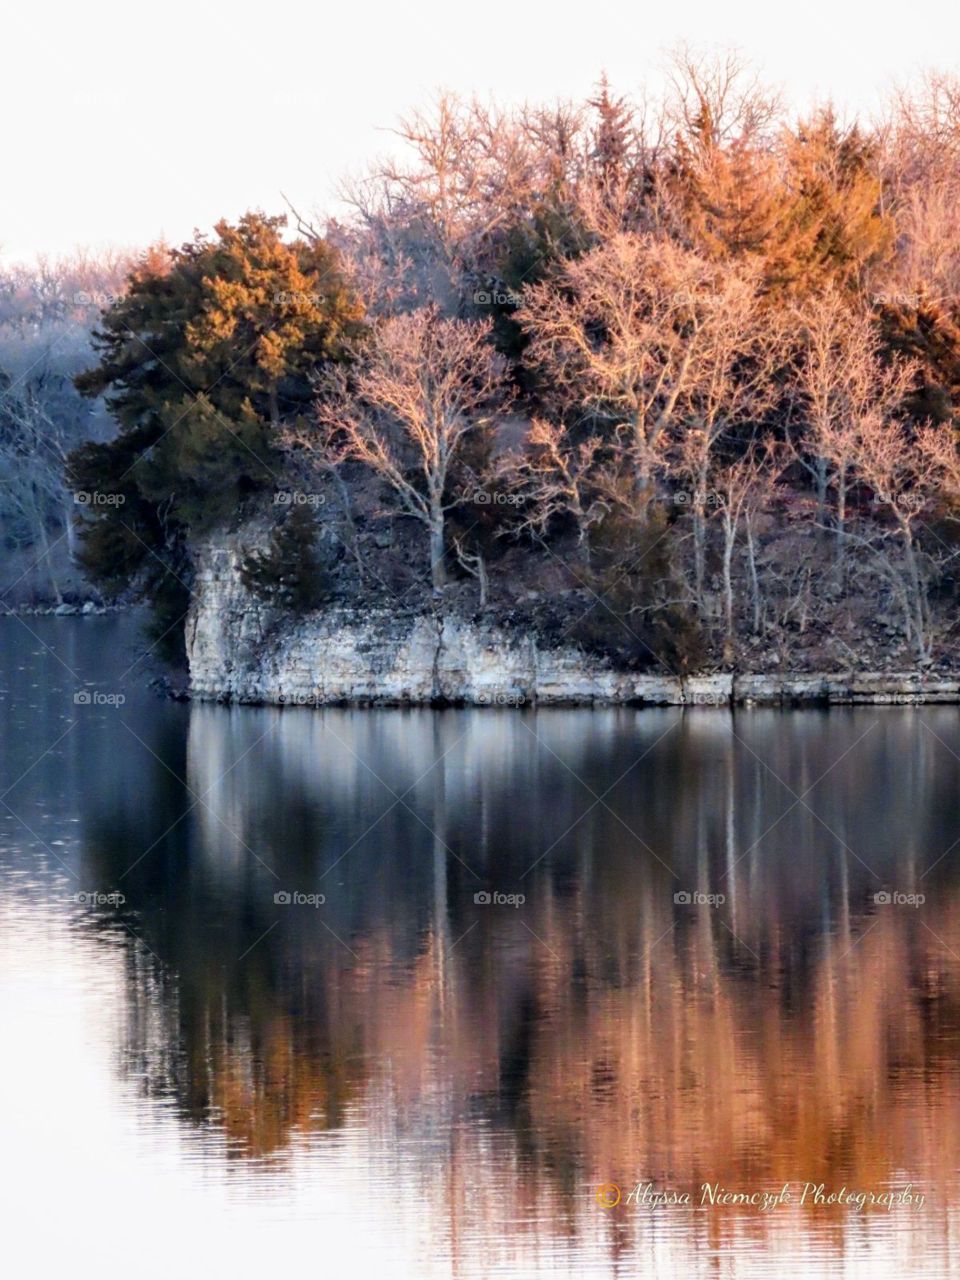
[1,614,958,1277]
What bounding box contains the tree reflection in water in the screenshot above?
[77,704,960,1271]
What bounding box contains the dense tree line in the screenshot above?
[27,54,960,668]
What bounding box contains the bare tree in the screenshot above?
[451,534,488,609]
[663,45,784,148]
[342,92,590,311]
[517,233,718,501]
[792,289,917,573]
[0,318,112,600]
[841,418,957,661]
[0,391,73,601]
[708,444,784,661]
[499,418,611,556]
[305,308,512,590]
[671,260,781,608]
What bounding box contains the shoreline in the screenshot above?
[182,540,960,712]
[182,670,960,709]
[0,603,124,617]
[5,603,954,709]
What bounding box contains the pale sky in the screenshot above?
[4,0,958,263]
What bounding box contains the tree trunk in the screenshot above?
[63,494,79,564]
[835,464,847,578]
[476,554,488,610]
[745,514,762,636]
[815,457,828,526]
[693,503,706,612]
[902,530,928,662]
[429,517,447,590]
[722,518,736,664]
[692,460,709,613]
[32,496,61,604]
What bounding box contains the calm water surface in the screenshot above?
[2,615,959,1278]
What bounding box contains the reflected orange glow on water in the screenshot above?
[3,622,959,1276]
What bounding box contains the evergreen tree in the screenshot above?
[670,134,790,265]
[589,75,635,191]
[69,213,362,656]
[670,110,894,300]
[773,113,894,296]
[877,296,960,425]
[240,505,328,612]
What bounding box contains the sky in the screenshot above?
[4,0,959,263]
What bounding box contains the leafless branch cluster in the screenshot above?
[286,55,960,666]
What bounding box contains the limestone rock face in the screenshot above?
[186,540,683,705]
[185,538,960,707]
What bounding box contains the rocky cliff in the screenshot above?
[186,540,960,707]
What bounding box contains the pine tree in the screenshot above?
[240,506,328,612]
[589,75,635,191]
[772,113,894,297]
[670,134,789,263]
[670,110,894,301]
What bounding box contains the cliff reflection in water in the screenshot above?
[79,705,960,1269]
